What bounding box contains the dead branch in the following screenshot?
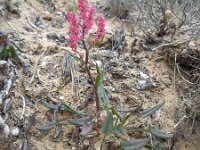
[30,48,48,84]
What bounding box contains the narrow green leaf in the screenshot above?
[98,83,110,112]
[0,47,10,59]
[62,103,86,115]
[101,111,113,135]
[120,138,149,150]
[111,107,123,120]
[142,102,165,118]
[95,64,101,88]
[114,124,129,140]
[73,0,78,13]
[95,75,100,88]
[68,6,74,12]
[41,101,59,110]
[96,63,101,75]
[121,114,131,126]
[102,88,110,112]
[68,119,85,126]
[8,46,17,58]
[65,50,83,62]
[67,116,93,126]
[35,121,56,131]
[150,127,173,139]
[96,66,110,112]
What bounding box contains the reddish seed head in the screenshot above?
[66,12,80,51]
[78,0,96,36]
[96,16,106,41]
[67,0,105,53]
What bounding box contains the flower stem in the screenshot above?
[83,40,100,117]
[100,134,106,150]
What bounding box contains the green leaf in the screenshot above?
[68,5,74,12]
[41,101,59,110]
[96,63,101,75]
[120,138,149,150]
[67,116,93,126]
[113,124,129,140]
[41,101,86,115]
[121,114,131,126]
[117,104,143,113]
[101,111,113,135]
[62,103,86,115]
[68,119,85,126]
[35,121,56,131]
[95,64,110,112]
[98,74,110,112]
[101,87,110,112]
[73,0,78,13]
[9,46,17,58]
[150,127,173,139]
[68,0,78,13]
[95,64,101,88]
[95,75,101,88]
[141,102,165,118]
[0,46,17,59]
[65,50,83,62]
[111,107,123,120]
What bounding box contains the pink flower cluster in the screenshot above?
[78,0,95,37]
[96,16,105,42]
[66,12,79,51]
[66,0,106,53]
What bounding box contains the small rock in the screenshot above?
[140,72,149,79]
[23,26,34,32]
[180,49,188,55]
[196,39,200,49]
[189,41,196,50]
[7,2,20,15]
[110,87,116,92]
[83,140,90,146]
[59,96,64,100]
[136,80,147,90]
[165,10,175,19]
[10,127,20,136]
[137,80,147,87]
[42,11,52,21]
[71,147,76,150]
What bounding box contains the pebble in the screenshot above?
[59,95,64,100]
[138,80,147,87]
[136,80,147,90]
[42,11,52,21]
[110,87,116,92]
[140,71,149,79]
[10,127,20,136]
[71,147,76,150]
[83,140,90,146]
[189,41,196,49]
